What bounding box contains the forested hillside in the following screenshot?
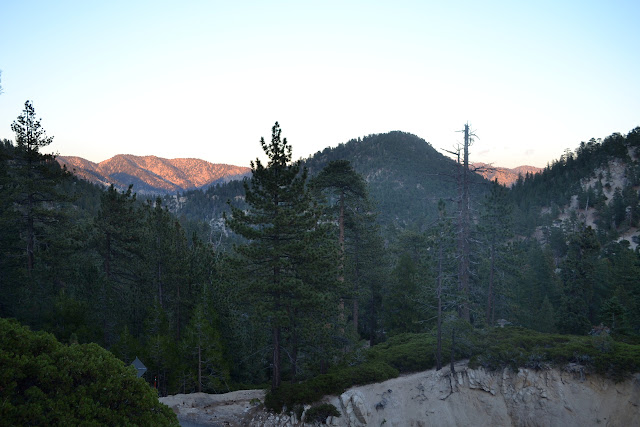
[510,127,640,242]
[165,131,490,248]
[2,103,640,420]
[304,131,489,229]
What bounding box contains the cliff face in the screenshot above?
[162,361,640,426]
[472,163,542,187]
[317,361,640,427]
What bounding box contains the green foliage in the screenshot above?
[310,159,385,344]
[366,333,437,372]
[510,128,640,235]
[225,123,340,389]
[174,130,488,248]
[2,102,73,285]
[468,326,640,381]
[385,252,424,335]
[3,102,640,409]
[264,360,398,413]
[477,180,515,325]
[265,324,640,414]
[305,131,487,235]
[557,227,600,334]
[304,403,341,423]
[182,299,230,393]
[0,317,178,426]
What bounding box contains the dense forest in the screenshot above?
[2,102,640,416]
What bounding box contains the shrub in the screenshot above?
[0,318,178,426]
[266,326,640,414]
[264,361,398,413]
[304,403,341,423]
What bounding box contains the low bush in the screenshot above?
[469,327,640,381]
[264,361,398,413]
[304,403,340,423]
[0,318,178,426]
[266,326,640,414]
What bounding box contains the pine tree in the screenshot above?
[349,208,386,345]
[92,184,143,343]
[478,180,513,325]
[9,101,71,274]
[0,140,22,317]
[311,160,368,333]
[557,226,600,334]
[142,299,176,396]
[310,160,386,343]
[225,122,338,389]
[515,244,561,331]
[141,198,186,310]
[183,297,229,393]
[428,200,457,370]
[385,230,426,336]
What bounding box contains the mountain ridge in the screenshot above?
[58,148,541,196]
[57,154,251,194]
[472,162,542,187]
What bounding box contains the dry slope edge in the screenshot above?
[160,361,640,426]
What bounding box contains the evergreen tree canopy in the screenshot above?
[8,101,71,273]
[225,122,339,389]
[0,318,178,426]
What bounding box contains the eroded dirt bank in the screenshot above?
[161,361,640,426]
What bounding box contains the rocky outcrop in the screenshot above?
[472,163,542,187]
[160,389,265,426]
[162,361,640,426]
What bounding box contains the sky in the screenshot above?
[0,1,638,169]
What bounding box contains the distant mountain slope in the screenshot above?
[472,163,542,187]
[57,155,250,194]
[303,131,489,229]
[509,127,640,244]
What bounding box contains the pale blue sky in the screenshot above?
[1,0,638,168]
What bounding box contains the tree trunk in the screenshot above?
[157,261,163,308]
[291,329,298,382]
[436,244,443,370]
[272,326,281,390]
[458,123,471,322]
[352,231,360,334]
[450,327,456,375]
[197,344,202,393]
[176,284,181,340]
[369,290,376,347]
[486,244,495,325]
[104,232,112,279]
[339,190,345,263]
[353,298,359,335]
[27,194,34,273]
[338,190,346,328]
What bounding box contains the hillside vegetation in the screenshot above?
[510,127,640,240]
[0,318,178,425]
[166,131,490,246]
[1,102,640,422]
[265,326,640,412]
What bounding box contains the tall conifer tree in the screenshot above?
[557,226,600,334]
[478,180,514,325]
[10,101,70,273]
[225,122,337,389]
